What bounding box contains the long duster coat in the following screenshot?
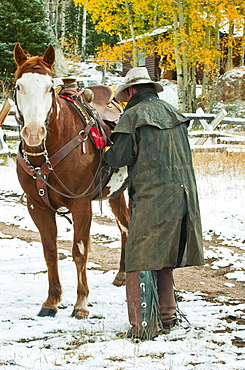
[105,88,204,272]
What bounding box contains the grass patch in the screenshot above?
[193,150,245,176]
[213,266,233,276]
[106,356,125,362]
[232,336,245,348]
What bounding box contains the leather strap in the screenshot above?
[17,130,91,212]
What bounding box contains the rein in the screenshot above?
[18,127,104,218]
[15,73,112,216]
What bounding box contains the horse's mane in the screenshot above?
[14,56,53,81]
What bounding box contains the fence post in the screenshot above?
[0,98,14,152]
[195,109,227,145]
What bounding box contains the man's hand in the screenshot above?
[104,146,110,152]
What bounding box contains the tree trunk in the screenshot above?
[189,66,196,112]
[81,4,87,61]
[206,26,220,113]
[45,0,50,21]
[60,0,66,50]
[173,2,196,113]
[214,25,221,79]
[53,0,59,42]
[173,6,185,111]
[124,1,138,67]
[227,21,234,71]
[202,27,211,96]
[240,17,245,67]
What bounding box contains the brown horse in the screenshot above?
[13,43,129,319]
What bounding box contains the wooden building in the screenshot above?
[122,54,160,80]
[118,27,171,81]
[119,26,245,83]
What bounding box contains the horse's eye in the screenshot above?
[16,84,20,91]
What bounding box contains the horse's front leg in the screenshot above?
[71,200,92,319]
[109,193,130,286]
[27,198,61,317]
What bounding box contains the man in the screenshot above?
[104,67,204,340]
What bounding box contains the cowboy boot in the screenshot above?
[125,271,162,340]
[157,268,177,329]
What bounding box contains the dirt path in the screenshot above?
[0,220,244,304]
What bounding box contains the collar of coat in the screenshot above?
[124,88,159,112]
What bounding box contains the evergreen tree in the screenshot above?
[65,1,118,58]
[85,16,119,57]
[0,0,52,84]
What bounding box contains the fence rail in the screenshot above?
[184,113,245,126]
[184,109,245,151]
[1,101,245,154]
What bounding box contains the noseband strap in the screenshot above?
[18,128,91,177]
[17,122,99,215]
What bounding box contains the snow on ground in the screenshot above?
[0,66,245,369]
[0,155,244,370]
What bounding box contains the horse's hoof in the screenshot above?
[113,271,126,286]
[71,308,89,319]
[37,307,57,317]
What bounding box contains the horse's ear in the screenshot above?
[43,45,55,68]
[14,43,28,66]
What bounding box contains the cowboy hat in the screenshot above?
[115,67,163,102]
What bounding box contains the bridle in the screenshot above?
[14,80,57,163]
[15,72,108,219]
[17,126,103,221]
[13,86,24,127]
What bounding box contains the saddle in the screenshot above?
[56,78,124,200]
[89,85,122,123]
[57,77,123,148]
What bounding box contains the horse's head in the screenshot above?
[14,43,55,147]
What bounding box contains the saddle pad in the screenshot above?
[90,128,105,149]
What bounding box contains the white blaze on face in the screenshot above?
[15,73,53,147]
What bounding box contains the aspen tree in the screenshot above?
[73,0,245,112]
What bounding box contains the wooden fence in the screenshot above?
[185,109,245,152]
[1,100,245,155]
